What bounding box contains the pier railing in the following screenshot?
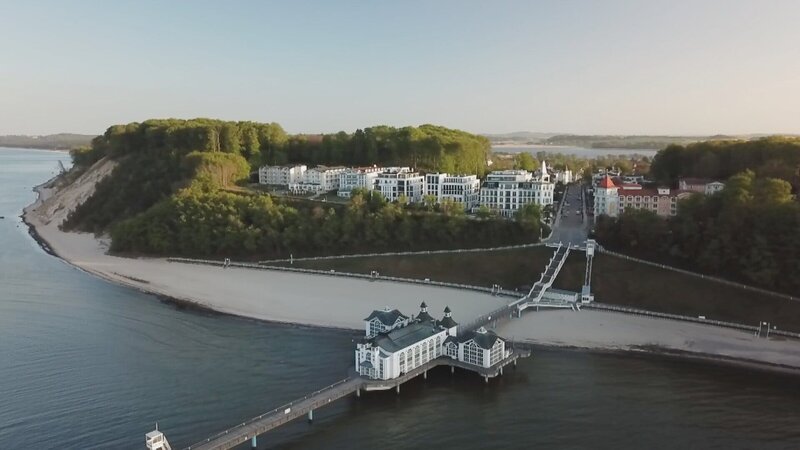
[257,242,547,264]
[184,376,355,450]
[587,302,800,340]
[168,257,522,298]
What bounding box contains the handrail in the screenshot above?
[184,376,354,449]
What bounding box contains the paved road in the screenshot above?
[547,184,588,246]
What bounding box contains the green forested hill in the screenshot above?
[597,138,800,295]
[63,119,533,258]
[650,136,800,189]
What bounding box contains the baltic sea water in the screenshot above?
[1,147,799,449]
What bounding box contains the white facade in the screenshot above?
[376,167,424,203]
[553,169,574,184]
[479,169,555,217]
[258,165,307,186]
[455,327,507,369]
[356,304,454,380]
[337,167,382,198]
[289,166,347,194]
[424,173,480,209]
[593,176,619,220]
[355,305,508,380]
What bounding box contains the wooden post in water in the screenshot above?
[308,409,313,423]
[251,435,257,449]
[396,384,400,395]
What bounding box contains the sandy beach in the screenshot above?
[497,309,800,372]
[22,171,508,330]
[22,167,800,371]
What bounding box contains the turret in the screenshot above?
[416,301,434,323]
[437,306,458,335]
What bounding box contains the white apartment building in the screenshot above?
[424,173,480,209]
[258,164,307,186]
[289,166,347,194]
[479,165,555,217]
[337,166,383,198]
[376,167,424,203]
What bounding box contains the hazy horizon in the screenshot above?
[2,1,799,136]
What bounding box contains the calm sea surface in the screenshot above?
[1,147,799,449]
[493,145,658,158]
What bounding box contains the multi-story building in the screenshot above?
[424,173,480,209]
[289,166,347,194]
[355,303,510,380]
[376,167,424,203]
[337,166,382,198]
[593,175,693,221]
[478,165,555,217]
[356,303,456,380]
[679,178,726,195]
[258,164,307,186]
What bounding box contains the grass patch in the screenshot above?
[276,247,800,333]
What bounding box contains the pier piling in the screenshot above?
[423,370,427,380]
[308,410,313,423]
[396,384,400,395]
[251,435,257,449]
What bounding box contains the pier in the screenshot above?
[154,244,579,450]
[183,348,529,450]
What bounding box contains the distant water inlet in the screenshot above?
[493,144,658,157]
[2,147,800,450]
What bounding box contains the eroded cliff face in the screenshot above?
[27,157,118,228]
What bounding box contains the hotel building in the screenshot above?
[593,175,693,221]
[478,163,555,217]
[376,167,425,203]
[258,164,307,186]
[424,173,480,209]
[337,166,383,198]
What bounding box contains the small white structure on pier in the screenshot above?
[582,239,596,303]
[145,424,172,450]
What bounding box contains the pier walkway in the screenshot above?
[184,348,530,450]
[513,243,571,312]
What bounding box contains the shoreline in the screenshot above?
[21,173,800,375]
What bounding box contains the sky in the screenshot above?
[1,0,799,136]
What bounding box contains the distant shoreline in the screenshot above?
[0,145,70,153]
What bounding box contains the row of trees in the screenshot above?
[272,124,492,175]
[110,186,542,257]
[650,137,800,190]
[595,171,800,294]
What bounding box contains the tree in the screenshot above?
[753,178,794,205]
[513,153,538,171]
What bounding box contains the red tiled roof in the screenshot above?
[618,188,693,198]
[598,175,616,188]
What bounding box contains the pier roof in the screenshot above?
[459,328,501,350]
[364,308,408,326]
[371,322,441,353]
